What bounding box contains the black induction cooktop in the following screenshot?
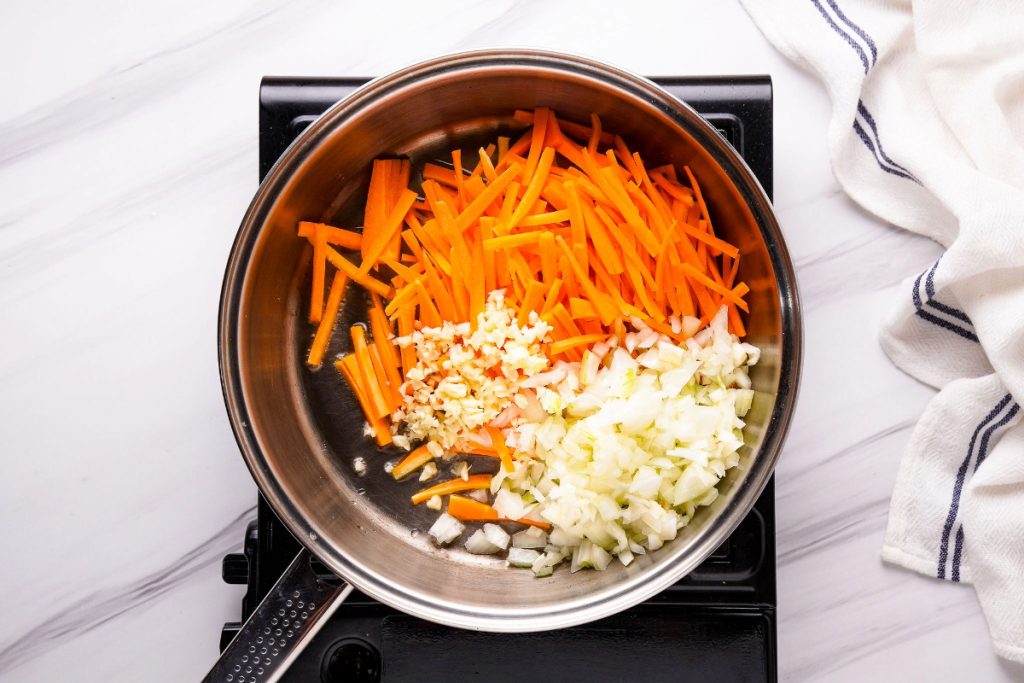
[220,75,777,683]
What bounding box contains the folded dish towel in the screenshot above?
[739,0,1024,663]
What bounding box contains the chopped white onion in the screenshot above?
[482,523,510,550]
[428,513,463,545]
[507,547,542,568]
[464,528,501,554]
[512,527,548,549]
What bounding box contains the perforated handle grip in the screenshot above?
[203,550,351,683]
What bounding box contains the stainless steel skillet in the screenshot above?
[206,49,801,682]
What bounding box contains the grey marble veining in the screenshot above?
[0,0,1016,681]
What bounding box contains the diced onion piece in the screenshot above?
[428,513,464,545]
[482,523,510,550]
[508,547,542,568]
[426,495,443,511]
[464,528,501,554]
[512,527,548,549]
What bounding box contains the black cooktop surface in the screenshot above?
[221,75,777,683]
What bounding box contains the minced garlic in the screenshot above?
[392,291,551,449]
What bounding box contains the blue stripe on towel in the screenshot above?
[937,394,1014,579]
[853,121,918,181]
[924,259,972,324]
[808,0,921,183]
[809,0,869,73]
[949,400,1019,581]
[856,101,920,182]
[825,0,878,65]
[912,261,979,342]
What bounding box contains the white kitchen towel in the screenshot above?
[739,0,1024,663]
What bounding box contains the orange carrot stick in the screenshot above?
[486,427,515,473]
[336,357,392,446]
[392,445,434,480]
[309,227,327,323]
[350,325,390,420]
[369,293,404,402]
[307,270,348,367]
[447,495,551,530]
[550,333,608,356]
[324,246,393,298]
[681,263,749,312]
[411,474,492,505]
[298,222,362,250]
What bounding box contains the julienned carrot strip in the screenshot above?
[336,357,392,446]
[683,165,713,232]
[383,257,423,284]
[415,280,443,327]
[613,137,640,181]
[558,253,579,300]
[514,109,614,146]
[350,325,390,420]
[324,246,393,298]
[569,297,597,320]
[298,222,362,250]
[518,279,546,327]
[550,333,608,356]
[447,495,551,530]
[411,474,492,505]
[307,270,348,367]
[477,147,498,182]
[421,255,456,322]
[652,171,694,203]
[309,227,327,324]
[483,232,544,251]
[541,278,563,315]
[552,235,614,326]
[510,146,556,228]
[538,231,557,284]
[369,342,402,411]
[385,278,421,318]
[579,198,624,275]
[518,209,570,227]
[452,151,466,203]
[362,159,389,262]
[486,427,515,473]
[369,292,404,405]
[447,493,499,521]
[392,445,433,480]
[360,188,417,273]
[423,163,459,186]
[680,263,749,312]
[727,303,746,338]
[455,164,519,232]
[587,113,602,154]
[677,220,739,258]
[521,107,550,185]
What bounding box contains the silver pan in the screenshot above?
[206,49,801,682]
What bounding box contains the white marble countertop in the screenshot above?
[2,1,1020,680]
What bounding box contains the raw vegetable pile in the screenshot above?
[297,108,759,576]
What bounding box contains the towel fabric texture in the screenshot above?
[739,0,1024,662]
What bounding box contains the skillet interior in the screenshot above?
[220,50,800,632]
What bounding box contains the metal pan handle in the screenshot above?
[202,550,352,683]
